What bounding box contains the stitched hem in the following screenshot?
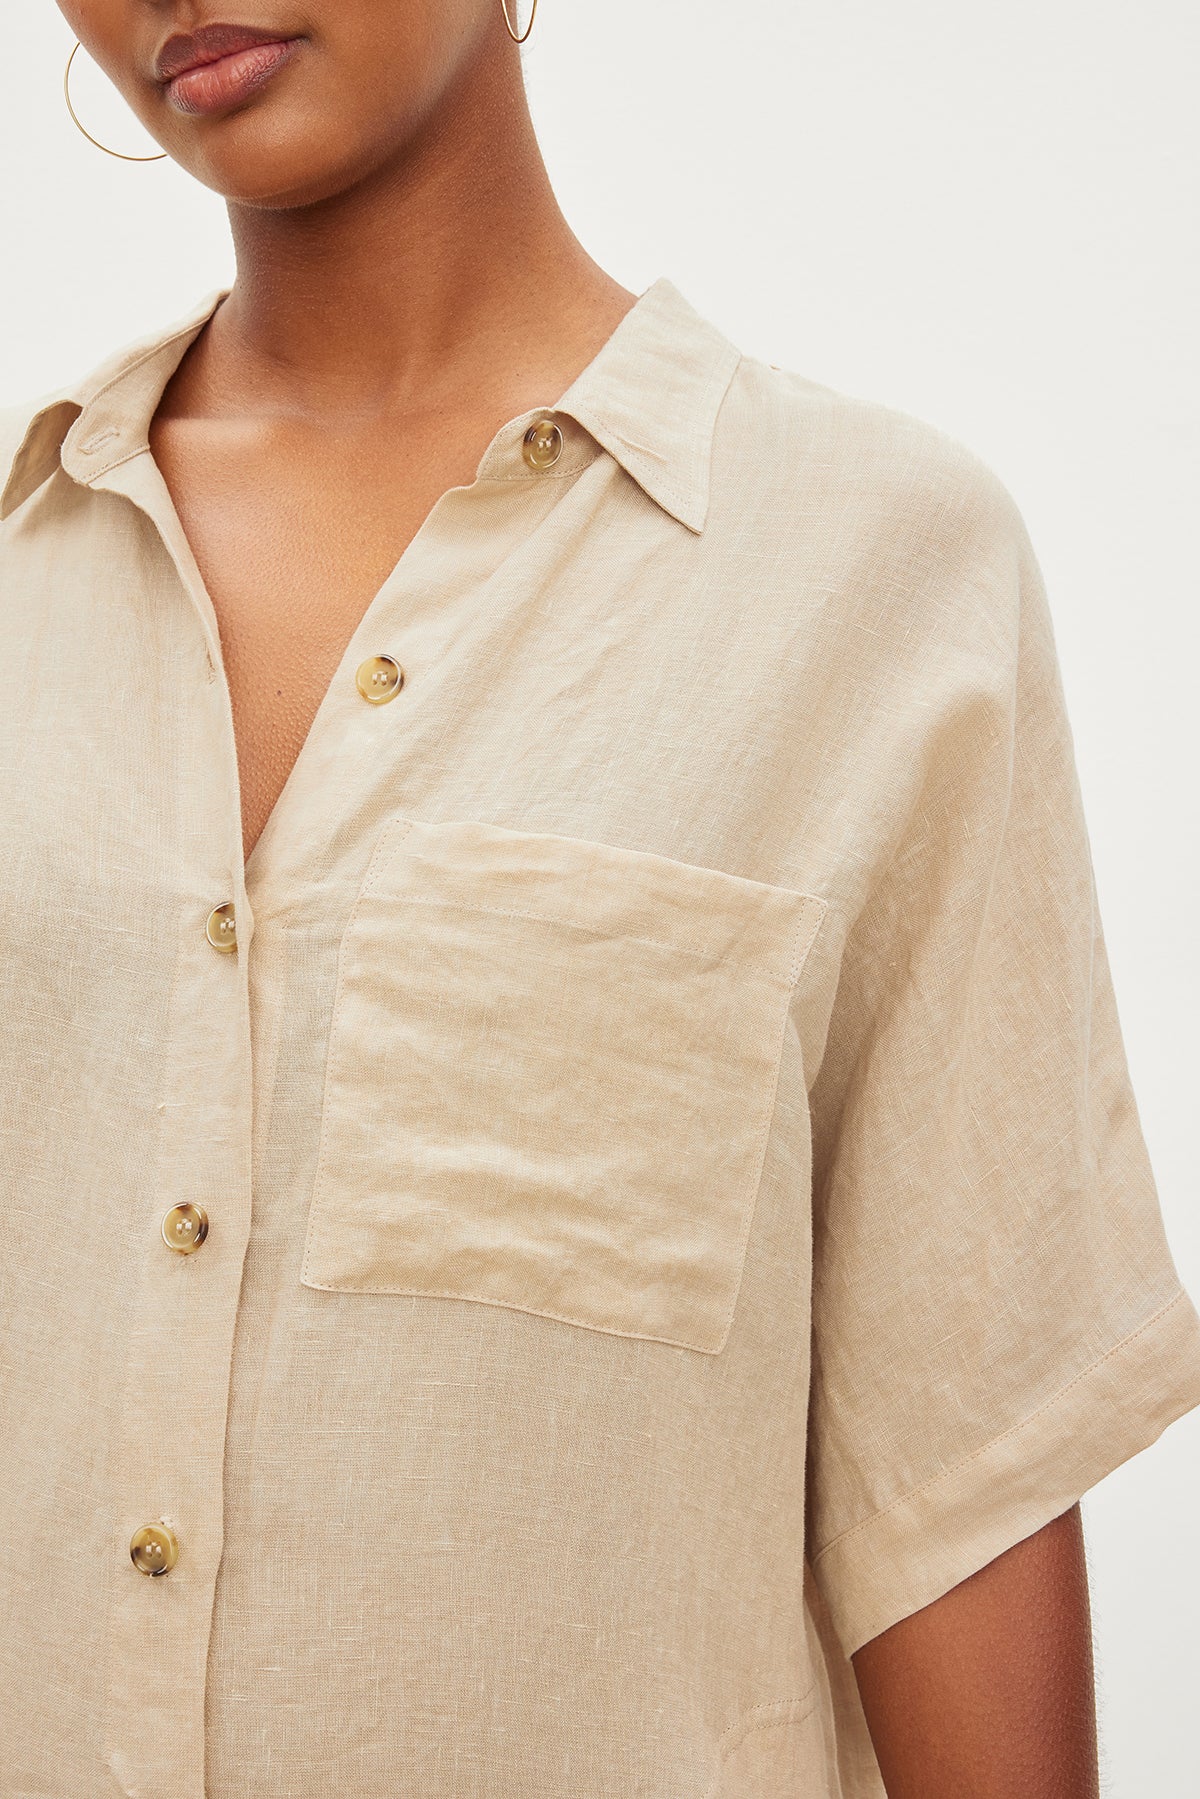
[811,1285,1200,1657]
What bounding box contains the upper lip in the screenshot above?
[154,22,295,84]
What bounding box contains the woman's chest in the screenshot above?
[146,409,515,864]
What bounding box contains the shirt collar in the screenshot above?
[0,290,227,524]
[551,276,741,531]
[1,274,740,533]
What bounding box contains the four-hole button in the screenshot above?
[129,1521,179,1577]
[355,654,405,704]
[161,1202,209,1255]
[522,418,563,470]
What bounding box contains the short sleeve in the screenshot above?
[804,469,1200,1660]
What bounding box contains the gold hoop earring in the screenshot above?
[501,0,539,45]
[64,42,167,163]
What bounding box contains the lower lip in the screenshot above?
[166,39,301,117]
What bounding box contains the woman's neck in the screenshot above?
[193,43,633,425]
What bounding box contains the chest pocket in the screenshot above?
[301,815,826,1354]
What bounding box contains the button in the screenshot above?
[522,418,564,470]
[129,1521,179,1577]
[205,902,237,953]
[355,654,405,704]
[161,1202,209,1254]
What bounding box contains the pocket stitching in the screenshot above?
[705,892,826,1354]
[300,815,415,1289]
[298,1273,728,1352]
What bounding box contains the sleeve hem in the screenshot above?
[810,1285,1200,1659]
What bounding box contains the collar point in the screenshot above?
[664,495,708,535]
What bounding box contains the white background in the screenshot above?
[2,4,1197,1792]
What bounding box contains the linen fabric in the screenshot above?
[1,275,1198,1799]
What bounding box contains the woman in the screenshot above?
[2,4,1197,1796]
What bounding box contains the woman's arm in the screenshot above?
[850,1505,1100,1798]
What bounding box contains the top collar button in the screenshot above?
[522,418,564,471]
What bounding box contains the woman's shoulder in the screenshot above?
[716,345,1027,558]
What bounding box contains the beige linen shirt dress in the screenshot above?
[2,274,1199,1799]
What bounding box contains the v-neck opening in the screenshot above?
[47,272,732,904]
[88,412,592,902]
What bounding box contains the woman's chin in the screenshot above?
[184,132,378,212]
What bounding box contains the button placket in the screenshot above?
[71,438,257,1797]
[106,881,253,1793]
